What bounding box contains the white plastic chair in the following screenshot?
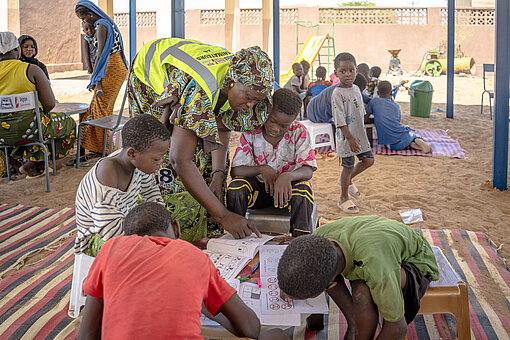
[299,120,336,151]
[0,91,56,192]
[68,253,95,318]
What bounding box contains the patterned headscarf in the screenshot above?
[225,46,274,101]
[219,46,275,132]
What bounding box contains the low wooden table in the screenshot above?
[415,246,471,340]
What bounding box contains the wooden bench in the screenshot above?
[416,246,471,340]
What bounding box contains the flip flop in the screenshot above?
[325,151,337,161]
[338,199,359,214]
[348,183,361,199]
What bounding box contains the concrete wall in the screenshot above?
[0,0,8,31]
[186,7,496,77]
[18,0,82,73]
[6,4,496,77]
[117,26,157,61]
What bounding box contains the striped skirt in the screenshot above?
[81,52,127,154]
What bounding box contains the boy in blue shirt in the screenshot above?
[366,81,432,153]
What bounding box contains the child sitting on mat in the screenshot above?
[74,114,170,256]
[277,215,439,340]
[227,88,317,234]
[332,53,374,214]
[366,81,432,153]
[78,202,289,340]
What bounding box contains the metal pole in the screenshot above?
[171,0,185,38]
[492,0,509,190]
[273,0,280,85]
[446,0,454,119]
[129,0,136,63]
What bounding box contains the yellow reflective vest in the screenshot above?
[133,38,233,106]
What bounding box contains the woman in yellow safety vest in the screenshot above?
[128,38,274,242]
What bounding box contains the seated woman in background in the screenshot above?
[18,35,49,80]
[0,32,76,177]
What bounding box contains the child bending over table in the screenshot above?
[78,202,289,340]
[227,88,317,233]
[74,114,170,256]
[277,215,439,340]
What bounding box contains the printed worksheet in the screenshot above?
[240,283,301,326]
[207,233,274,259]
[259,245,287,277]
[259,245,329,315]
[259,276,329,315]
[203,250,251,281]
[204,233,273,281]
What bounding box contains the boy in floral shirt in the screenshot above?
[226,88,317,233]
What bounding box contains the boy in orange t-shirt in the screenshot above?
[78,202,289,340]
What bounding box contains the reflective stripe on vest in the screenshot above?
[135,39,233,105]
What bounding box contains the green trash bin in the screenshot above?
[409,80,433,118]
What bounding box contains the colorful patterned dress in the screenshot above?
[0,59,76,163]
[128,48,274,241]
[77,0,129,154]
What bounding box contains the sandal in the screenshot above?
[336,180,362,199]
[325,151,337,161]
[338,199,359,214]
[348,183,361,199]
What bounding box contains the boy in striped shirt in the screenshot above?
[74,114,170,256]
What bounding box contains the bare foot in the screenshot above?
[411,139,433,154]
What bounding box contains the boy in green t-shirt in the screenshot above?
[277,215,439,340]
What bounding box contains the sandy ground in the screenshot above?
[1,72,509,263]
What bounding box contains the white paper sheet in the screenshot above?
[207,233,274,258]
[203,250,251,281]
[399,208,424,224]
[259,276,329,315]
[200,279,241,326]
[259,245,287,277]
[240,283,301,326]
[259,245,329,316]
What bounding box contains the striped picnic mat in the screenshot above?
[0,204,79,339]
[373,129,466,159]
[1,204,509,339]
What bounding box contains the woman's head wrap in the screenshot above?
[225,46,274,101]
[0,32,19,55]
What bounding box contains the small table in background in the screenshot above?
[54,102,89,119]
